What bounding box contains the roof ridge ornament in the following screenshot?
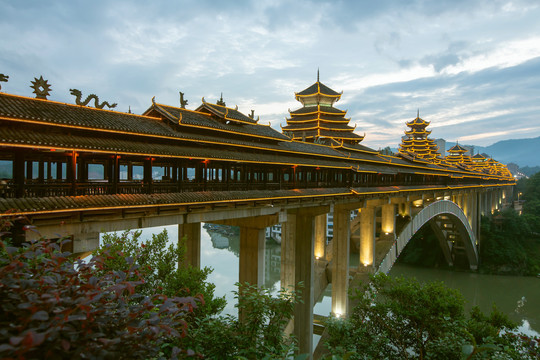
[317,68,320,82]
[30,76,52,99]
[179,91,188,109]
[216,92,226,106]
[70,88,117,109]
[202,96,206,104]
[0,73,8,90]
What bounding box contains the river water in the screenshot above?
[103,223,540,337]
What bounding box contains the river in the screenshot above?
[103,223,540,338]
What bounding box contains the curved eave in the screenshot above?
[406,118,430,127]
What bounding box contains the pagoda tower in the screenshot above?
[398,112,439,161]
[471,153,488,172]
[282,72,364,145]
[446,143,468,166]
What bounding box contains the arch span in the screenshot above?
[378,200,478,274]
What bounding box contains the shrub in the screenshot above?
[0,239,197,359]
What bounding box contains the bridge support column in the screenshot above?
[290,206,329,359]
[359,206,376,269]
[491,189,497,213]
[455,194,463,210]
[471,191,479,245]
[398,201,410,217]
[381,203,396,241]
[178,223,201,268]
[281,213,296,292]
[332,206,350,317]
[72,232,100,254]
[463,192,471,226]
[239,226,265,287]
[314,214,327,260]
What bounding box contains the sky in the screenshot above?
[1,0,540,150]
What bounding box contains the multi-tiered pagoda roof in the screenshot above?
[282,73,364,145]
[398,112,440,162]
[446,143,469,166]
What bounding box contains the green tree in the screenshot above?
[94,229,226,318]
[186,283,302,359]
[94,230,301,359]
[324,274,538,360]
[0,239,195,359]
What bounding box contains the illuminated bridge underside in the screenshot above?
[378,200,478,274]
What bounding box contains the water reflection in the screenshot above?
[390,264,539,335]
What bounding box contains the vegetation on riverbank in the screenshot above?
[0,228,300,359]
[325,273,539,359]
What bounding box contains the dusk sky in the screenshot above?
[1,0,539,150]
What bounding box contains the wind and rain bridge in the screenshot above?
[0,75,514,356]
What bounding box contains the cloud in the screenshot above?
[1,0,540,151]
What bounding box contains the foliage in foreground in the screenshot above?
[185,283,302,359]
[0,239,196,359]
[95,230,302,359]
[0,227,301,359]
[325,274,539,360]
[95,229,226,318]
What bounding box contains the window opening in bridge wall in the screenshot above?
[0,160,13,179]
[185,167,196,181]
[152,165,165,180]
[88,163,105,180]
[132,165,144,180]
[283,171,290,182]
[119,164,128,180]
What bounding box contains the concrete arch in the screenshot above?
[378,200,478,274]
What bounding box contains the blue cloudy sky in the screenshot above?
[1,0,539,150]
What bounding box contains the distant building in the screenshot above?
[460,145,475,157]
[434,138,446,156]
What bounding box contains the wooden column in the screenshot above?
[13,150,25,198]
[143,158,152,194]
[70,152,77,195]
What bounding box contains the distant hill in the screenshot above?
[474,137,540,167]
[446,136,540,167]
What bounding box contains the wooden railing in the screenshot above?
[0,177,513,200]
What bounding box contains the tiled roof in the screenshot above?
[0,188,354,214]
[287,114,350,123]
[0,127,353,168]
[290,106,345,115]
[282,123,355,131]
[195,102,257,124]
[296,82,341,96]
[0,93,172,137]
[149,103,289,141]
[448,144,469,153]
